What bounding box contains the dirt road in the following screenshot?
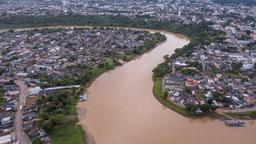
[15,80,31,144]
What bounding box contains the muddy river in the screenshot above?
[77,30,256,144]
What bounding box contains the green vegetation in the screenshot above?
[122,53,135,61]
[0,68,5,76]
[180,68,198,76]
[152,62,171,79]
[133,32,166,54]
[122,32,166,61]
[186,104,217,115]
[50,122,86,144]
[0,15,224,43]
[3,79,15,85]
[187,61,202,71]
[226,111,256,119]
[37,91,78,131]
[36,91,87,144]
[32,138,44,144]
[212,91,227,102]
[231,62,242,74]
[0,87,5,106]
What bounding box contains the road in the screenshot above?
[216,109,234,120]
[216,107,256,120]
[221,107,256,113]
[15,79,31,144]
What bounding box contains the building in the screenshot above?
[28,87,42,97]
[0,135,14,144]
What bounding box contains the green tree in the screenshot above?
[163,91,169,100]
[213,91,225,102]
[41,120,53,131]
[32,138,43,144]
[231,62,242,73]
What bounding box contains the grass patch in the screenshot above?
[91,66,107,76]
[91,57,117,76]
[50,121,86,144]
[223,72,243,79]
[153,78,164,97]
[67,105,77,115]
[0,87,5,106]
[105,57,114,66]
[153,78,192,117]
[122,53,135,61]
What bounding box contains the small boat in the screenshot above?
[224,120,245,127]
[79,95,88,102]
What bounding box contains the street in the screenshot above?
[15,80,31,144]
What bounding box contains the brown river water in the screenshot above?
[76,30,256,144]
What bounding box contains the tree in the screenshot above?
[163,91,169,100]
[250,111,256,118]
[41,120,53,131]
[32,138,43,144]
[231,62,242,73]
[163,55,169,60]
[153,62,171,78]
[213,91,225,102]
[0,68,5,76]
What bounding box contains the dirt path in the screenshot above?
[221,107,256,113]
[15,80,31,144]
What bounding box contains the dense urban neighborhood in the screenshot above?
[0,0,256,144]
[0,27,165,144]
[0,27,164,84]
[0,0,255,26]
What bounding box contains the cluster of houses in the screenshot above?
[22,104,50,144]
[159,0,256,113]
[0,0,255,141]
[1,0,256,26]
[0,27,156,82]
[0,80,18,144]
[0,27,155,143]
[0,75,83,144]
[163,29,256,112]
[0,77,51,144]
[164,70,256,109]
